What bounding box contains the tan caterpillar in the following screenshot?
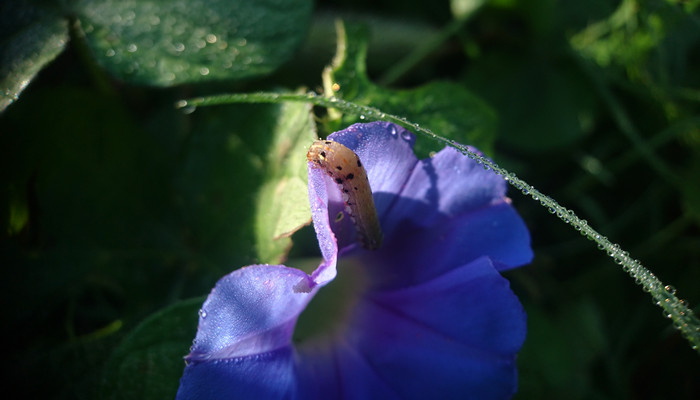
[307,140,383,250]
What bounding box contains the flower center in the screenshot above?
[293,258,367,342]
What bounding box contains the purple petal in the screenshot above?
[328,122,419,220]
[295,339,403,399]
[363,201,533,289]
[186,265,318,362]
[307,167,340,286]
[343,256,525,399]
[381,146,508,236]
[177,347,298,400]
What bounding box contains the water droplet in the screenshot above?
[665,285,677,295]
[127,43,138,53]
[199,309,207,318]
[181,105,197,114]
[174,42,185,52]
[105,49,115,57]
[401,131,412,141]
[359,114,366,120]
[206,34,217,43]
[199,67,210,76]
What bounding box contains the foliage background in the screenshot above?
[1,0,699,398]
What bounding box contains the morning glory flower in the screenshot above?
[176,121,533,399]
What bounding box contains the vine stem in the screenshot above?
[180,91,700,354]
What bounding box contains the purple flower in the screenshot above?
[176,122,533,399]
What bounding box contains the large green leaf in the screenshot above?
[75,0,313,86]
[323,21,497,157]
[0,1,68,112]
[254,100,316,264]
[177,100,314,270]
[100,297,203,400]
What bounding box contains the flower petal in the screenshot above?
[185,265,318,362]
[381,145,508,236]
[307,167,340,286]
[177,347,297,400]
[364,200,533,289]
[295,339,403,399]
[328,122,419,220]
[344,256,525,399]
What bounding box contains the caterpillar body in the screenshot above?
[307,140,383,250]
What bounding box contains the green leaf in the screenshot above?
[75,0,313,86]
[450,0,487,20]
[0,1,68,112]
[516,300,607,399]
[176,103,277,272]
[323,21,497,157]
[463,51,596,153]
[254,100,316,264]
[100,297,203,400]
[177,100,314,270]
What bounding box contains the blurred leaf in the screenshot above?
[450,0,487,20]
[681,150,700,223]
[177,101,315,271]
[570,0,663,68]
[516,300,608,400]
[324,21,497,157]
[1,86,159,248]
[254,101,315,264]
[176,104,270,271]
[101,297,203,400]
[0,1,68,112]
[75,0,313,86]
[464,51,596,153]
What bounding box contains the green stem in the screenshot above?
[377,17,467,86]
[180,91,700,354]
